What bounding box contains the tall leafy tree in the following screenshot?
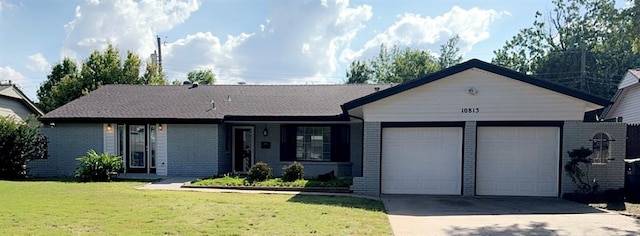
[142,61,168,85]
[492,0,640,99]
[37,58,80,113]
[37,44,145,113]
[186,69,216,85]
[345,35,463,84]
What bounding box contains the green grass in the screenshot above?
[192,176,353,188]
[0,180,391,235]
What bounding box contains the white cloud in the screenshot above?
[341,6,507,62]
[0,66,26,85]
[26,53,49,71]
[61,0,200,60]
[163,0,373,85]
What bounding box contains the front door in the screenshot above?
[127,124,156,173]
[233,127,254,173]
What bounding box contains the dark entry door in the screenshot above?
[127,124,156,173]
[233,128,253,173]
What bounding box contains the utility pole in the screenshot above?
[156,35,163,73]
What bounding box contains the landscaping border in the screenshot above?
[182,183,352,193]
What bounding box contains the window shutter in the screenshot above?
[280,125,296,161]
[331,125,350,162]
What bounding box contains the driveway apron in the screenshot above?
[382,195,640,236]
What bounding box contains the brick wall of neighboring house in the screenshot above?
[562,121,627,194]
[351,122,381,195]
[167,124,218,177]
[29,123,103,177]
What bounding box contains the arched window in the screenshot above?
[592,132,610,164]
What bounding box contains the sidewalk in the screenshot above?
[136,176,379,200]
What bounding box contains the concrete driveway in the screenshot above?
[382,195,640,236]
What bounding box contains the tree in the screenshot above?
[186,69,216,85]
[438,35,463,69]
[0,117,47,179]
[142,61,168,85]
[492,0,640,99]
[345,35,463,84]
[37,58,80,113]
[37,44,146,113]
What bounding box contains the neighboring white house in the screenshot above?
[603,69,640,124]
[0,85,44,122]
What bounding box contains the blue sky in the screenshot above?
[0,0,628,100]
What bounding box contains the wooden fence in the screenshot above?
[628,124,640,158]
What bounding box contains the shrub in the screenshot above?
[282,162,304,182]
[247,162,272,182]
[0,117,47,179]
[75,150,123,182]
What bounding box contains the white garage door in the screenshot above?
[476,127,560,197]
[382,127,463,195]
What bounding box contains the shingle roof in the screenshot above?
[41,84,392,122]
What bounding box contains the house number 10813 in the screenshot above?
[461,108,479,113]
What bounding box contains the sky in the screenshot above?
[0,0,628,101]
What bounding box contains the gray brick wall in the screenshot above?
[562,121,626,194]
[463,121,477,196]
[167,124,218,177]
[217,124,231,174]
[28,123,103,177]
[352,122,381,195]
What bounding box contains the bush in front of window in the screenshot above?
[75,150,124,182]
[247,162,272,182]
[0,116,47,179]
[282,162,304,182]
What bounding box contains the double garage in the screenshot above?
[381,125,560,197]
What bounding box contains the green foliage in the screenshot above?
[345,35,462,84]
[492,0,640,99]
[187,69,216,85]
[564,147,599,194]
[142,61,168,85]
[37,44,146,113]
[0,117,47,179]
[192,176,353,188]
[75,150,123,182]
[282,161,304,182]
[247,162,272,182]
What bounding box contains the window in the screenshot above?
[281,125,350,162]
[592,132,610,164]
[296,127,331,161]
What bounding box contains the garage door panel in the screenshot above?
[382,127,462,195]
[477,127,559,197]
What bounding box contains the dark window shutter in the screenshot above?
[331,125,350,162]
[280,125,296,161]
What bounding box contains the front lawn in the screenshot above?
[0,180,391,235]
[192,175,352,188]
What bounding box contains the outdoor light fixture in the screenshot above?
[107,124,112,131]
[263,127,269,137]
[158,124,163,131]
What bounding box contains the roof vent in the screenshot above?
[189,82,199,89]
[227,95,231,101]
[182,81,192,85]
[238,81,246,85]
[374,86,380,92]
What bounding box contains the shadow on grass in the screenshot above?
[2,177,158,183]
[286,194,386,213]
[445,222,560,236]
